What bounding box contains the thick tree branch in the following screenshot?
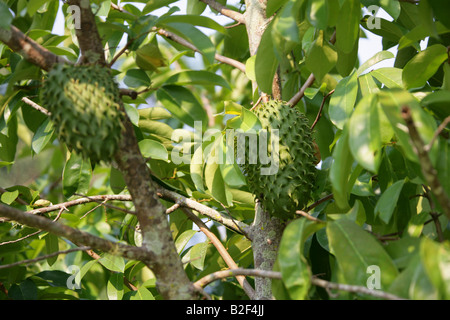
[66,0,106,65]
[0,204,155,263]
[199,0,246,24]
[401,106,450,220]
[0,26,69,71]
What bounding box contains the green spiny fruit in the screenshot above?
[238,100,316,220]
[42,64,124,164]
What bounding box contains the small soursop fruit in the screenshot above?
[238,100,316,220]
[42,64,124,164]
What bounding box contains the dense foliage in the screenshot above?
[0,0,449,300]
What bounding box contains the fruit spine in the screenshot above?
[239,100,316,220]
[42,64,124,164]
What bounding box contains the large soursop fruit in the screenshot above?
[42,64,124,164]
[239,100,316,220]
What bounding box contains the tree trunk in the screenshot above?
[244,0,286,300]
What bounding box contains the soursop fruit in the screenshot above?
[42,64,124,164]
[238,100,316,220]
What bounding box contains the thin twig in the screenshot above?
[311,277,406,300]
[199,0,246,24]
[0,247,92,270]
[306,194,334,212]
[288,31,336,108]
[195,268,281,288]
[311,89,335,130]
[180,207,256,299]
[401,106,450,220]
[21,97,51,116]
[425,115,450,152]
[296,210,325,223]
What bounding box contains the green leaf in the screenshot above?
[8,279,38,300]
[158,15,227,34]
[107,272,124,300]
[328,71,359,130]
[255,22,278,94]
[1,190,19,205]
[138,139,168,161]
[187,0,207,14]
[156,85,207,129]
[370,67,403,88]
[110,167,126,194]
[136,43,166,71]
[277,219,324,299]
[402,44,448,89]
[99,253,125,273]
[129,286,155,300]
[165,70,230,89]
[306,0,329,30]
[420,237,450,299]
[190,145,205,193]
[124,69,151,88]
[374,179,405,224]
[305,30,337,82]
[45,233,59,266]
[0,1,13,29]
[327,218,398,289]
[190,241,208,270]
[330,128,353,209]
[32,118,54,154]
[175,229,197,253]
[62,153,92,199]
[336,0,360,53]
[357,51,395,76]
[266,0,290,17]
[348,93,382,173]
[143,0,178,14]
[204,142,231,205]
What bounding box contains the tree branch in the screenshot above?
[158,188,251,236]
[401,106,450,220]
[199,0,246,24]
[288,31,336,108]
[0,203,155,263]
[0,26,69,71]
[66,0,106,65]
[181,207,255,299]
[195,268,281,288]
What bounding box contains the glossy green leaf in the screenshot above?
[45,233,59,266]
[165,70,230,89]
[328,71,359,129]
[138,139,168,160]
[349,93,382,173]
[357,51,395,76]
[330,128,353,209]
[136,43,166,71]
[327,218,398,289]
[277,219,324,299]
[143,0,178,14]
[305,30,337,82]
[62,153,92,199]
[107,272,124,300]
[255,22,278,94]
[306,0,328,30]
[402,44,448,89]
[32,118,54,154]
[99,253,125,273]
[420,237,450,299]
[0,1,13,29]
[374,179,405,223]
[190,241,208,270]
[123,69,151,88]
[1,189,18,205]
[158,15,227,34]
[129,286,155,300]
[370,67,403,88]
[266,0,290,17]
[175,229,197,253]
[157,85,207,129]
[336,0,360,53]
